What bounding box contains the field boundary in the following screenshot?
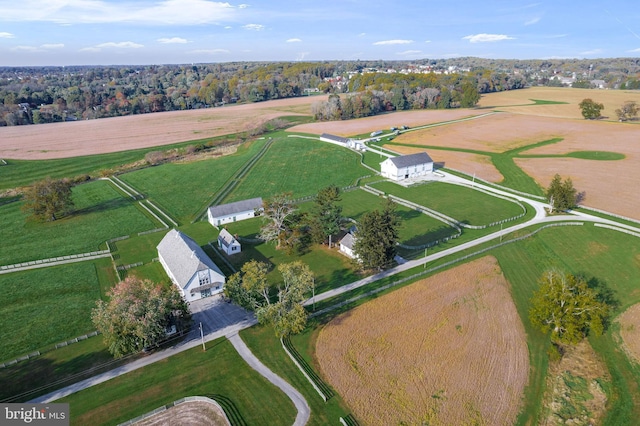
[281,336,334,402]
[311,222,586,317]
[117,396,231,426]
[1,331,100,369]
[444,167,547,200]
[594,223,640,238]
[0,250,111,274]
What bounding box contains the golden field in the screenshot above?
[315,256,528,426]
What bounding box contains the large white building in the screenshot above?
[157,229,226,302]
[208,197,263,227]
[380,152,434,181]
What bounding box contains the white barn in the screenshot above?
[157,229,225,302]
[339,232,357,259]
[320,133,350,147]
[380,152,434,181]
[208,197,263,227]
[218,228,241,255]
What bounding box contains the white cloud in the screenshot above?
[238,3,249,8]
[628,48,640,52]
[524,17,541,26]
[0,1,239,25]
[0,32,15,38]
[96,41,144,49]
[11,45,38,51]
[286,38,301,43]
[397,50,422,56]
[580,48,603,56]
[373,39,414,45]
[424,40,431,43]
[463,33,515,43]
[79,47,101,52]
[243,23,264,31]
[41,43,64,49]
[358,33,366,37]
[224,26,232,29]
[157,37,188,44]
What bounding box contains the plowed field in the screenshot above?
[0,96,320,160]
[618,303,640,364]
[315,256,528,426]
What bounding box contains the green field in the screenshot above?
[0,262,102,362]
[224,136,370,202]
[118,140,267,223]
[61,337,297,426]
[0,180,156,265]
[371,181,525,225]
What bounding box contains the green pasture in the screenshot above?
[60,337,297,426]
[0,180,156,265]
[0,139,210,191]
[371,181,525,226]
[224,136,370,203]
[119,140,266,223]
[241,325,352,425]
[0,262,102,362]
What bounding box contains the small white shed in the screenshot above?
[218,228,241,255]
[208,197,263,227]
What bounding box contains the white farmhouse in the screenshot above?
[339,232,357,259]
[157,229,225,302]
[380,152,434,181]
[218,228,241,255]
[208,197,263,227]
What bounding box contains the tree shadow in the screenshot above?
[401,225,459,247]
[73,197,133,216]
[578,273,620,331]
[433,161,446,171]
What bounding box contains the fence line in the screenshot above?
[138,201,169,229]
[281,338,327,402]
[1,331,100,368]
[117,396,230,426]
[0,250,110,272]
[580,206,640,226]
[594,223,640,238]
[145,200,178,227]
[444,167,547,200]
[112,175,144,200]
[312,222,585,317]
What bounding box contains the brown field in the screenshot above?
[287,109,486,136]
[315,256,529,426]
[133,401,229,426]
[540,341,609,425]
[617,303,640,365]
[0,96,322,160]
[383,144,504,182]
[478,86,640,120]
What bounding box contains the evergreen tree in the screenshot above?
[310,185,342,244]
[353,199,400,270]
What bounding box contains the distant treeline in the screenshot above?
[1,57,638,127]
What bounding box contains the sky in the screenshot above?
[0,0,639,67]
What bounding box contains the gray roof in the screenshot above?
[209,197,263,219]
[387,152,433,168]
[340,232,355,250]
[320,133,350,144]
[218,228,238,248]
[157,229,224,288]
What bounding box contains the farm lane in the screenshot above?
[228,333,311,426]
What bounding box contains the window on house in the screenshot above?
[199,274,210,286]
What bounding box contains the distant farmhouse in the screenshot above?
[320,133,350,147]
[380,152,434,181]
[339,232,357,259]
[157,229,225,302]
[218,228,241,255]
[208,197,263,227]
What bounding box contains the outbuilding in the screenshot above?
[208,197,263,227]
[157,229,226,302]
[218,228,241,255]
[380,152,434,181]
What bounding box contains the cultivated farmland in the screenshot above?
[618,303,640,365]
[0,96,320,160]
[315,256,528,426]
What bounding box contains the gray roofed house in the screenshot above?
[208,197,263,227]
[339,232,357,259]
[380,152,434,181]
[320,133,350,146]
[218,228,241,255]
[157,229,225,302]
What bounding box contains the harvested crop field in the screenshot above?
[385,144,504,182]
[0,96,321,160]
[617,303,640,365]
[478,86,640,120]
[287,109,486,136]
[315,256,528,426]
[133,400,229,426]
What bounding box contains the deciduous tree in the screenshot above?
[259,192,297,247]
[224,260,314,337]
[578,98,604,120]
[615,101,638,122]
[353,199,400,270]
[22,177,74,221]
[92,276,191,358]
[546,174,579,213]
[529,270,609,345]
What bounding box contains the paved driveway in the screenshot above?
[188,295,254,339]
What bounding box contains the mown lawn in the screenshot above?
[119,140,266,223]
[0,262,102,362]
[224,136,370,203]
[0,180,156,265]
[61,337,297,426]
[371,181,525,226]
